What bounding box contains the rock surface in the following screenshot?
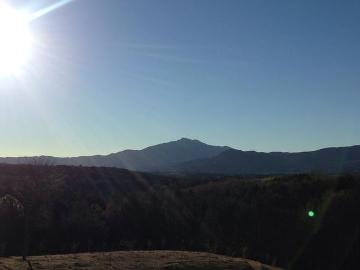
[0,251,282,270]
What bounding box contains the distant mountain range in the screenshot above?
[175,145,360,174]
[1,138,359,174]
[0,138,230,171]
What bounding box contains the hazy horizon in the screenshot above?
[1,137,359,158]
[1,0,359,156]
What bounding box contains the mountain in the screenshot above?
[0,138,231,171]
[174,145,360,174]
[1,139,360,174]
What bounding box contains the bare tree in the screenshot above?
[0,167,50,261]
[0,194,28,260]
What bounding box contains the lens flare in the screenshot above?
[29,0,75,21]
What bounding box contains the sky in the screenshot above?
[0,0,359,157]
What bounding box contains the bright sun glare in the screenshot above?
[0,4,33,75]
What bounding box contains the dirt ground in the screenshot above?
[0,250,282,270]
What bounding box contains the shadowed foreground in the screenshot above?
[0,251,281,270]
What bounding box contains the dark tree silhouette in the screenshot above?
[0,164,359,270]
[0,194,27,260]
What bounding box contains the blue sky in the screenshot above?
[0,0,359,156]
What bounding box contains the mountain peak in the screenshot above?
[177,137,201,143]
[0,138,231,172]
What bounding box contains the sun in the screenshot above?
[0,4,33,75]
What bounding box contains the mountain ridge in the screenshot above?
[0,138,231,171]
[1,138,360,174]
[174,145,360,174]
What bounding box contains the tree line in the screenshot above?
[0,164,359,270]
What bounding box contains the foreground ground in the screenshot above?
[0,251,282,270]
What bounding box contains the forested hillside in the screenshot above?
[0,164,359,270]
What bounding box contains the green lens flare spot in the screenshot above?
[308,210,315,217]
